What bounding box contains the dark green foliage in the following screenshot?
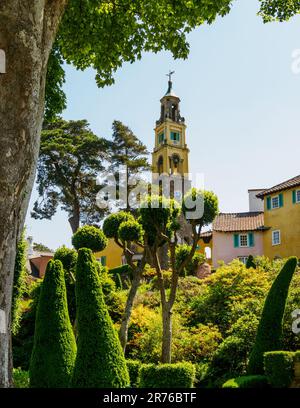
[71,249,129,388]
[126,360,141,388]
[175,244,205,276]
[259,0,300,22]
[264,351,295,388]
[12,281,41,370]
[246,255,256,269]
[115,273,123,290]
[222,375,269,389]
[139,362,195,388]
[103,211,134,239]
[248,257,298,374]
[29,260,77,388]
[72,225,107,252]
[54,246,78,323]
[13,368,29,388]
[32,119,110,232]
[109,264,132,276]
[12,233,27,335]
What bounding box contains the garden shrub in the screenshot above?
[29,260,77,387]
[13,368,29,388]
[139,362,195,388]
[12,233,27,335]
[248,257,298,374]
[71,248,129,388]
[264,351,295,388]
[246,255,256,269]
[103,211,134,238]
[126,360,141,387]
[72,225,107,252]
[222,375,269,388]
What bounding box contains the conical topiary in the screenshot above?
[248,257,298,375]
[29,260,77,387]
[71,248,129,388]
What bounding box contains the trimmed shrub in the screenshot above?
[248,257,298,374]
[110,264,132,276]
[222,375,269,389]
[115,273,123,290]
[139,362,195,388]
[118,220,144,243]
[12,233,27,335]
[126,360,141,387]
[264,351,295,388]
[103,211,134,239]
[72,225,107,252]
[29,260,77,387]
[71,248,129,388]
[246,255,256,269]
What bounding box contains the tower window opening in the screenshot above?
[158,156,163,174]
[171,104,177,121]
[158,132,165,144]
[170,132,180,142]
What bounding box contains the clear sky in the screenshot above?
[25,0,300,250]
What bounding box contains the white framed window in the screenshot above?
[271,195,280,209]
[239,234,249,248]
[272,230,281,246]
[238,256,248,265]
[296,190,300,204]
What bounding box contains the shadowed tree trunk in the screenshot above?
[0,0,67,387]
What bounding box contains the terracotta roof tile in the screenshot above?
[213,212,264,232]
[257,175,300,198]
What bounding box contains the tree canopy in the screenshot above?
[258,0,300,22]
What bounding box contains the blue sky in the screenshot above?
[25,0,300,250]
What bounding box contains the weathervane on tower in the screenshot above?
[166,70,175,94]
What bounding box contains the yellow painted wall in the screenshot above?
[94,238,123,269]
[263,188,300,259]
[196,237,213,265]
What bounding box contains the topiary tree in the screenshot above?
[103,211,147,352]
[71,248,129,388]
[29,260,77,388]
[72,225,107,252]
[11,232,27,335]
[246,255,256,269]
[248,257,298,375]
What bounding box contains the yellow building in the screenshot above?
[257,175,300,260]
[95,238,124,269]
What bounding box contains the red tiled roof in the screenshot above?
[213,212,265,232]
[257,175,300,198]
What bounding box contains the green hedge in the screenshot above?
[139,362,195,388]
[248,257,298,374]
[264,351,295,388]
[109,264,132,276]
[222,375,269,389]
[126,360,141,388]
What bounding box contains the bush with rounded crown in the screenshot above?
[118,219,144,243]
[72,225,107,252]
[29,260,76,387]
[103,211,134,239]
[71,248,129,388]
[182,188,219,227]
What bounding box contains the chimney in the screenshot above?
[248,189,265,212]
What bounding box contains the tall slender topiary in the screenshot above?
[71,248,129,388]
[11,233,27,335]
[248,257,298,375]
[29,260,77,387]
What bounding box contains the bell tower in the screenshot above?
[152,72,189,180]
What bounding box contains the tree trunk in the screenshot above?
[119,269,142,351]
[68,212,80,234]
[0,0,67,387]
[161,304,172,363]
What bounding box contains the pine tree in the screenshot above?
[71,248,129,388]
[29,260,77,387]
[248,257,298,374]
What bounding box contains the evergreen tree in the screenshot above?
[248,257,298,375]
[109,120,150,210]
[71,248,129,388]
[29,260,76,387]
[11,233,27,335]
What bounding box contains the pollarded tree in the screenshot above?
[29,260,77,388]
[139,190,219,363]
[72,225,108,252]
[31,119,110,233]
[71,248,129,388]
[0,0,233,386]
[103,211,147,351]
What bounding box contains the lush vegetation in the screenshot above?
[139,362,196,388]
[222,375,269,389]
[264,351,295,388]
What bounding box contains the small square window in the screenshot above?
[272,230,281,246]
[296,190,300,203]
[271,196,279,209]
[238,256,248,265]
[158,133,165,144]
[239,234,248,247]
